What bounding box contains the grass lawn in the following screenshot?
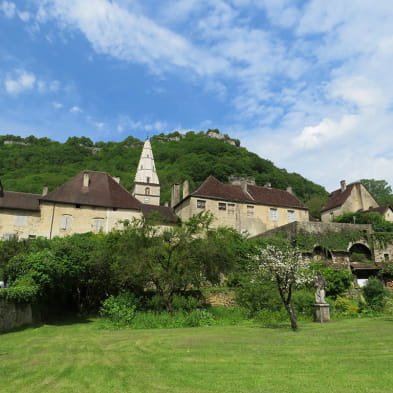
[1,317,393,393]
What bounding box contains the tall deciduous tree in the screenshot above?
[251,244,311,331]
[360,179,393,206]
[100,212,239,312]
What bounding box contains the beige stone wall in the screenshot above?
[175,197,309,236]
[133,183,160,206]
[374,243,393,264]
[321,184,378,222]
[38,202,142,238]
[0,209,40,239]
[383,209,393,222]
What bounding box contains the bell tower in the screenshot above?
[132,139,160,205]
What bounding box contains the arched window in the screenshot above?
[145,187,150,195]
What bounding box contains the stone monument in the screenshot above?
[314,271,330,322]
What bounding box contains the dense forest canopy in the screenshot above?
[0,130,328,204]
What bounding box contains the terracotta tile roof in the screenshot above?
[141,204,179,224]
[247,184,307,209]
[0,191,40,211]
[189,176,307,209]
[191,176,254,202]
[41,171,141,210]
[321,183,357,212]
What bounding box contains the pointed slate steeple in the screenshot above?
[132,139,160,205]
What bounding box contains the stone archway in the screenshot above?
[348,243,372,261]
[312,245,332,261]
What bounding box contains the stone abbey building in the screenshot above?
[1,138,392,260]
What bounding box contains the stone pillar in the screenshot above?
[314,303,330,323]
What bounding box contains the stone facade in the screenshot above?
[37,202,141,239]
[321,181,379,222]
[174,176,309,237]
[0,209,40,239]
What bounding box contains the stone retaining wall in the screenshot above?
[0,299,33,332]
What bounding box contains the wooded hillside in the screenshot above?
[0,130,328,205]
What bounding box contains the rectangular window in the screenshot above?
[15,215,26,227]
[270,208,278,221]
[93,218,104,232]
[228,203,235,215]
[384,253,390,261]
[287,210,295,223]
[247,205,254,217]
[218,202,226,211]
[60,214,72,230]
[197,200,206,209]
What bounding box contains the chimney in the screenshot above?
[171,183,180,207]
[286,186,294,195]
[264,182,271,188]
[83,172,90,187]
[112,176,120,184]
[42,185,48,196]
[182,179,189,199]
[340,180,346,192]
[0,181,3,197]
[240,179,248,193]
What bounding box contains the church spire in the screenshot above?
[132,139,160,205]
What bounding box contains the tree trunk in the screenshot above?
[284,302,298,331]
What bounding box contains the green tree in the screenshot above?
[363,277,388,311]
[99,213,238,311]
[250,244,312,330]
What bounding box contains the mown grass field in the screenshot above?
[1,318,393,393]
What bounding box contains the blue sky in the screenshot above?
[1,0,393,192]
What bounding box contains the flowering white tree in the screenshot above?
[253,244,312,331]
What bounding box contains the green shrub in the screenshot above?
[172,294,200,311]
[209,306,249,325]
[99,292,138,327]
[363,277,388,311]
[0,284,39,303]
[314,266,354,299]
[334,296,359,317]
[235,277,282,314]
[293,289,315,318]
[349,253,369,262]
[184,309,217,327]
[383,295,393,314]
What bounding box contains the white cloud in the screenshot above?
[1,1,15,18]
[52,101,63,108]
[70,105,82,113]
[18,10,30,22]
[116,116,167,134]
[38,0,228,76]
[95,121,105,129]
[4,70,36,94]
[3,68,61,96]
[294,115,358,149]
